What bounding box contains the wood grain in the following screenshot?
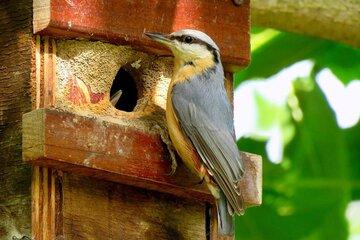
[23,108,262,207]
[9,1,256,239]
[31,167,63,240]
[30,34,62,240]
[33,0,250,69]
[62,174,207,239]
[0,0,33,238]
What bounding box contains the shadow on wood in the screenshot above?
[23,108,262,207]
[33,0,250,70]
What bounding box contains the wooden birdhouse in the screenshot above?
[21,0,262,239]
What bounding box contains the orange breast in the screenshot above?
[166,88,203,176]
[166,56,216,179]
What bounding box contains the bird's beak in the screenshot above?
[144,32,173,46]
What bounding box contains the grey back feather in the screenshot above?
[171,63,245,214]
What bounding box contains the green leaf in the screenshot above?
[313,44,360,84]
[343,124,360,200]
[235,83,351,240]
[251,27,267,35]
[234,32,332,87]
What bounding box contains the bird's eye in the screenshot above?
[183,36,194,44]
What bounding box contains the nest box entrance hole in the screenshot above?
[110,67,138,112]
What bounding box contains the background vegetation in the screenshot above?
[234,27,360,240]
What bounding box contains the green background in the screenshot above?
[234,28,360,240]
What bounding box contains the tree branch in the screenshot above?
[251,0,360,48]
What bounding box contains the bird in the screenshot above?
[110,89,122,106]
[145,29,245,236]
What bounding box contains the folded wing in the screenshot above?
[172,89,245,214]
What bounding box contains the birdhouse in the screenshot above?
[22,0,262,239]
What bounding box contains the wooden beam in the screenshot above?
[0,0,33,239]
[33,0,250,69]
[62,174,207,239]
[23,108,262,207]
[251,0,360,48]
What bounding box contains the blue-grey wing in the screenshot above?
[171,68,244,213]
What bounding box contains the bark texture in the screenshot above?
[252,0,360,47]
[0,0,32,239]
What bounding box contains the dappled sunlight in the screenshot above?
[235,27,359,240]
[346,200,360,240]
[234,60,313,163]
[251,29,281,52]
[265,127,283,164]
[316,69,360,129]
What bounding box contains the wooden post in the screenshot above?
[21,1,261,239]
[0,1,33,239]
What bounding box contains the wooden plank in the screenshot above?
[50,170,56,238]
[0,0,33,239]
[62,173,206,239]
[31,166,41,240]
[54,170,64,238]
[35,35,41,109]
[23,108,262,207]
[43,36,56,107]
[33,0,250,69]
[30,33,62,240]
[42,167,49,239]
[31,167,63,240]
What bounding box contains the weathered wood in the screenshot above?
[23,108,262,207]
[43,36,57,107]
[31,35,62,240]
[26,35,259,239]
[31,166,63,240]
[0,0,33,239]
[62,174,207,239]
[33,0,250,70]
[0,0,255,239]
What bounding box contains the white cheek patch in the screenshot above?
[187,44,209,58]
[173,41,211,60]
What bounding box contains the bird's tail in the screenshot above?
[216,190,234,236]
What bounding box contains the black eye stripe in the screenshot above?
[169,34,220,63]
[171,35,199,44]
[170,35,217,51]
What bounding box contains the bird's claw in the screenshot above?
[168,153,177,175]
[164,137,178,176]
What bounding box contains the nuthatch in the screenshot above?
[145,29,245,236]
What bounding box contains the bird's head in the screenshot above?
[145,29,220,66]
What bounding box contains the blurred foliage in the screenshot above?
[234,28,360,240]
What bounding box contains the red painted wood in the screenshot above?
[23,109,261,206]
[35,0,250,67]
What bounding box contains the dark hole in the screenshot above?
[205,203,211,240]
[110,67,138,112]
